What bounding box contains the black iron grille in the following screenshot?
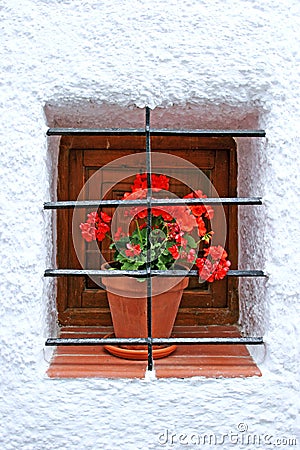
[45,107,266,372]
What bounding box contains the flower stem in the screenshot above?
[135,219,144,244]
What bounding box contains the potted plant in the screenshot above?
[79,173,231,359]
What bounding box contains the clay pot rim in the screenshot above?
[101,261,189,295]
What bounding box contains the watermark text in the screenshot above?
[158,423,297,447]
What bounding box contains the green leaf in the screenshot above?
[157,260,167,270]
[121,261,135,270]
[186,235,197,248]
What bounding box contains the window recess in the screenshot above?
[45,107,266,374]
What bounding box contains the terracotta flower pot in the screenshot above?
[101,263,189,359]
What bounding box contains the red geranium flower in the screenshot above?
[80,172,230,285]
[152,208,173,221]
[80,211,112,243]
[196,257,214,281]
[131,173,170,193]
[204,245,228,261]
[196,245,231,282]
[172,206,196,232]
[197,217,207,237]
[168,245,180,260]
[100,211,112,223]
[135,208,148,220]
[114,227,127,241]
[125,243,141,257]
[186,248,196,263]
[86,211,98,225]
[79,222,96,242]
[184,190,214,220]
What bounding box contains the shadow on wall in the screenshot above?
[44,100,261,129]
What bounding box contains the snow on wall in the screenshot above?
[1,1,299,449]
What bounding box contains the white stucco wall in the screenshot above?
[1,1,299,449]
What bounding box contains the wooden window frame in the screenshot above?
[56,135,238,327]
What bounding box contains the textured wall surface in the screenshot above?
[1,1,299,449]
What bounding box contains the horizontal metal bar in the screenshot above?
[46,337,149,346]
[47,128,146,136]
[44,197,263,209]
[151,129,266,137]
[224,270,266,277]
[153,337,264,345]
[47,127,266,137]
[44,269,266,277]
[45,337,264,346]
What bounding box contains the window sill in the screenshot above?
[47,325,261,379]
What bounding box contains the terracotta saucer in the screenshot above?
[103,334,177,360]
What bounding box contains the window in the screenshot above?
[56,134,238,327]
[45,109,265,378]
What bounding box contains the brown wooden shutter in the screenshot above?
[57,135,238,326]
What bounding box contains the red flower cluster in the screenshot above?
[196,245,231,282]
[167,223,183,242]
[134,206,174,222]
[79,211,111,242]
[125,243,141,257]
[168,244,180,260]
[168,244,196,263]
[183,190,214,238]
[166,223,196,262]
[113,226,127,241]
[131,173,170,192]
[80,172,231,285]
[123,173,171,219]
[170,206,195,232]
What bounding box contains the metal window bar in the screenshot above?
[44,269,266,278]
[47,128,266,137]
[46,337,264,346]
[44,197,263,209]
[45,107,266,372]
[145,107,153,368]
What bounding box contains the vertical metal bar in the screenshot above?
[145,106,153,371]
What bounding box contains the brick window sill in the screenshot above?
[47,325,261,379]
